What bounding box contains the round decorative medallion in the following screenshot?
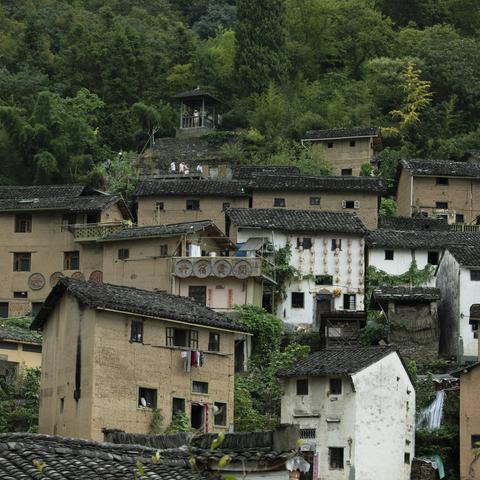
[233,260,252,279]
[50,272,64,288]
[89,270,103,283]
[212,259,232,278]
[29,273,45,291]
[193,260,212,278]
[175,259,193,278]
[72,271,85,281]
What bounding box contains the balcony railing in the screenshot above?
[69,222,129,242]
[171,256,275,282]
[181,115,214,129]
[449,224,480,232]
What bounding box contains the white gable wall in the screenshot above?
[237,228,365,325]
[459,266,480,358]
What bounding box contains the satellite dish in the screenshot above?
[140,397,147,407]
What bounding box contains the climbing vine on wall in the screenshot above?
[272,243,300,307]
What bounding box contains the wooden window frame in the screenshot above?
[15,214,32,233]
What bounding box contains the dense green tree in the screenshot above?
[234,0,289,94]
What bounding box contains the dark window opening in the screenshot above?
[292,292,305,309]
[341,169,353,176]
[31,302,43,317]
[0,341,17,350]
[62,214,77,231]
[208,332,220,352]
[385,250,394,260]
[222,202,231,211]
[0,303,8,319]
[310,197,320,206]
[156,201,164,211]
[15,214,32,233]
[118,248,129,260]
[471,435,480,448]
[186,199,200,211]
[23,344,42,353]
[274,198,286,208]
[172,397,185,419]
[191,403,204,430]
[329,447,344,469]
[192,381,208,394]
[296,379,309,395]
[214,402,227,426]
[297,237,312,250]
[300,428,316,439]
[13,291,28,299]
[86,213,100,224]
[60,397,64,414]
[166,327,198,348]
[350,140,356,147]
[64,251,80,270]
[436,202,448,209]
[131,320,143,343]
[327,142,334,148]
[427,251,439,266]
[160,244,168,256]
[344,200,355,209]
[235,340,245,373]
[470,270,480,281]
[436,177,449,186]
[315,275,333,286]
[343,294,356,311]
[189,286,207,305]
[404,453,411,464]
[138,387,157,409]
[331,239,342,251]
[13,252,31,272]
[456,214,465,224]
[330,378,342,395]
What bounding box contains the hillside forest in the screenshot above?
[1,0,480,189]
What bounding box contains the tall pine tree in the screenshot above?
[234,0,288,94]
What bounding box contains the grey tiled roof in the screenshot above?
[32,278,248,332]
[173,88,222,103]
[0,325,42,344]
[0,184,86,199]
[0,433,203,479]
[380,216,449,232]
[232,166,300,179]
[247,175,385,193]
[101,220,215,242]
[401,159,480,177]
[303,126,380,140]
[277,346,397,378]
[0,195,127,214]
[447,245,480,266]
[373,286,440,303]
[227,208,367,234]
[134,179,249,197]
[366,229,480,249]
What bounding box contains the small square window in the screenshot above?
[86,213,100,224]
[274,198,286,208]
[343,294,356,311]
[31,302,43,317]
[471,435,480,448]
[310,197,321,206]
[427,251,439,266]
[186,199,200,211]
[138,387,157,409]
[456,214,465,224]
[297,238,312,250]
[208,332,220,352]
[315,275,333,285]
[172,397,185,419]
[156,201,164,211]
[404,453,411,464]
[64,251,80,270]
[343,200,355,209]
[214,402,227,426]
[13,252,31,272]
[385,250,394,260]
[327,142,334,148]
[160,244,168,256]
[13,291,28,299]
[192,381,208,394]
[15,214,32,233]
[222,202,231,211]
[436,177,449,185]
[131,320,143,343]
[118,248,129,260]
[330,378,342,395]
[341,168,353,176]
[350,140,356,147]
[329,447,344,469]
[0,303,9,318]
[23,343,42,353]
[331,239,342,251]
[436,201,448,210]
[296,379,309,395]
[292,292,305,309]
[471,270,480,281]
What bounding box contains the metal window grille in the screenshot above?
[300,428,316,439]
